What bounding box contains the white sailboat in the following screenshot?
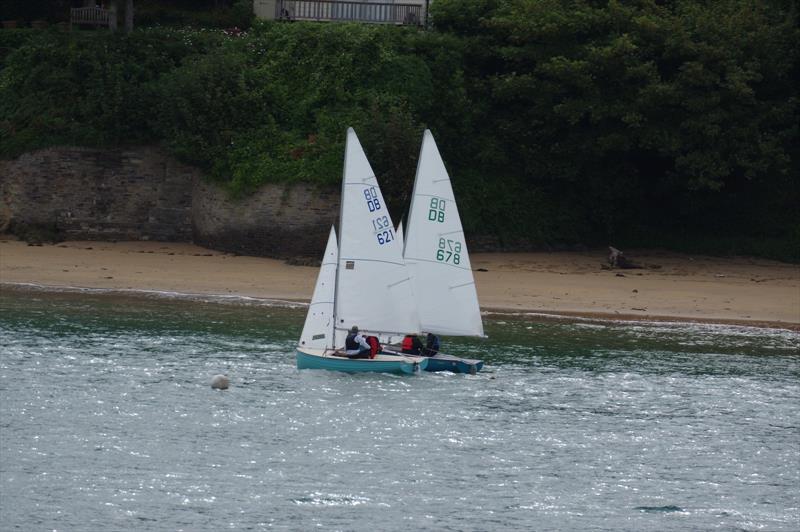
[296,128,427,374]
[402,129,485,372]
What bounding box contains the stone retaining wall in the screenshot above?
[0,146,338,257]
[192,179,339,258]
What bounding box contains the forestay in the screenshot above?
[298,226,338,350]
[335,128,420,345]
[403,130,484,337]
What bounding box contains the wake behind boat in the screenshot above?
[295,128,428,374]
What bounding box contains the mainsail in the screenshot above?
[403,130,484,337]
[334,128,420,345]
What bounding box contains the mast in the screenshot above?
[332,128,350,349]
[404,134,425,258]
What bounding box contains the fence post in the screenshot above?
[109,5,118,32]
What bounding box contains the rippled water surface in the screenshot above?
[1,289,798,531]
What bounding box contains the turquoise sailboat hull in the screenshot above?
[424,354,483,374]
[296,348,428,374]
[381,349,484,374]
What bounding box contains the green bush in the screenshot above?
[148,22,437,217]
[0,3,797,261]
[0,29,38,69]
[0,28,226,154]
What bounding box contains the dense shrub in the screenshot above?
[0,1,797,261]
[430,0,799,258]
[0,29,38,69]
[148,22,444,214]
[0,28,226,153]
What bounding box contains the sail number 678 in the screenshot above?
[436,238,461,264]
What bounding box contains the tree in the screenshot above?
[430,0,799,245]
[124,0,134,33]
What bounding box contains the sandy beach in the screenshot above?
[1,238,798,329]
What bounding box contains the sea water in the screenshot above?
[0,288,798,531]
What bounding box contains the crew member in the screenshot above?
[345,326,371,359]
[424,333,440,356]
[365,335,381,358]
[401,334,424,356]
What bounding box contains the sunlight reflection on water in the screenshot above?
[1,290,798,531]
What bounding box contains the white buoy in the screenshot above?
[211,374,229,390]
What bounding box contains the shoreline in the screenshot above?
[1,239,798,331]
[2,281,797,332]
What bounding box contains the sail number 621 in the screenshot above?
[372,215,394,245]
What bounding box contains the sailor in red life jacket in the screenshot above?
[401,334,423,356]
[365,336,381,359]
[344,326,371,359]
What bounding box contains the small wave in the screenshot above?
[292,492,371,507]
[485,309,799,334]
[634,505,684,513]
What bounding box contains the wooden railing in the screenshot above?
[70,7,112,28]
[278,1,423,25]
